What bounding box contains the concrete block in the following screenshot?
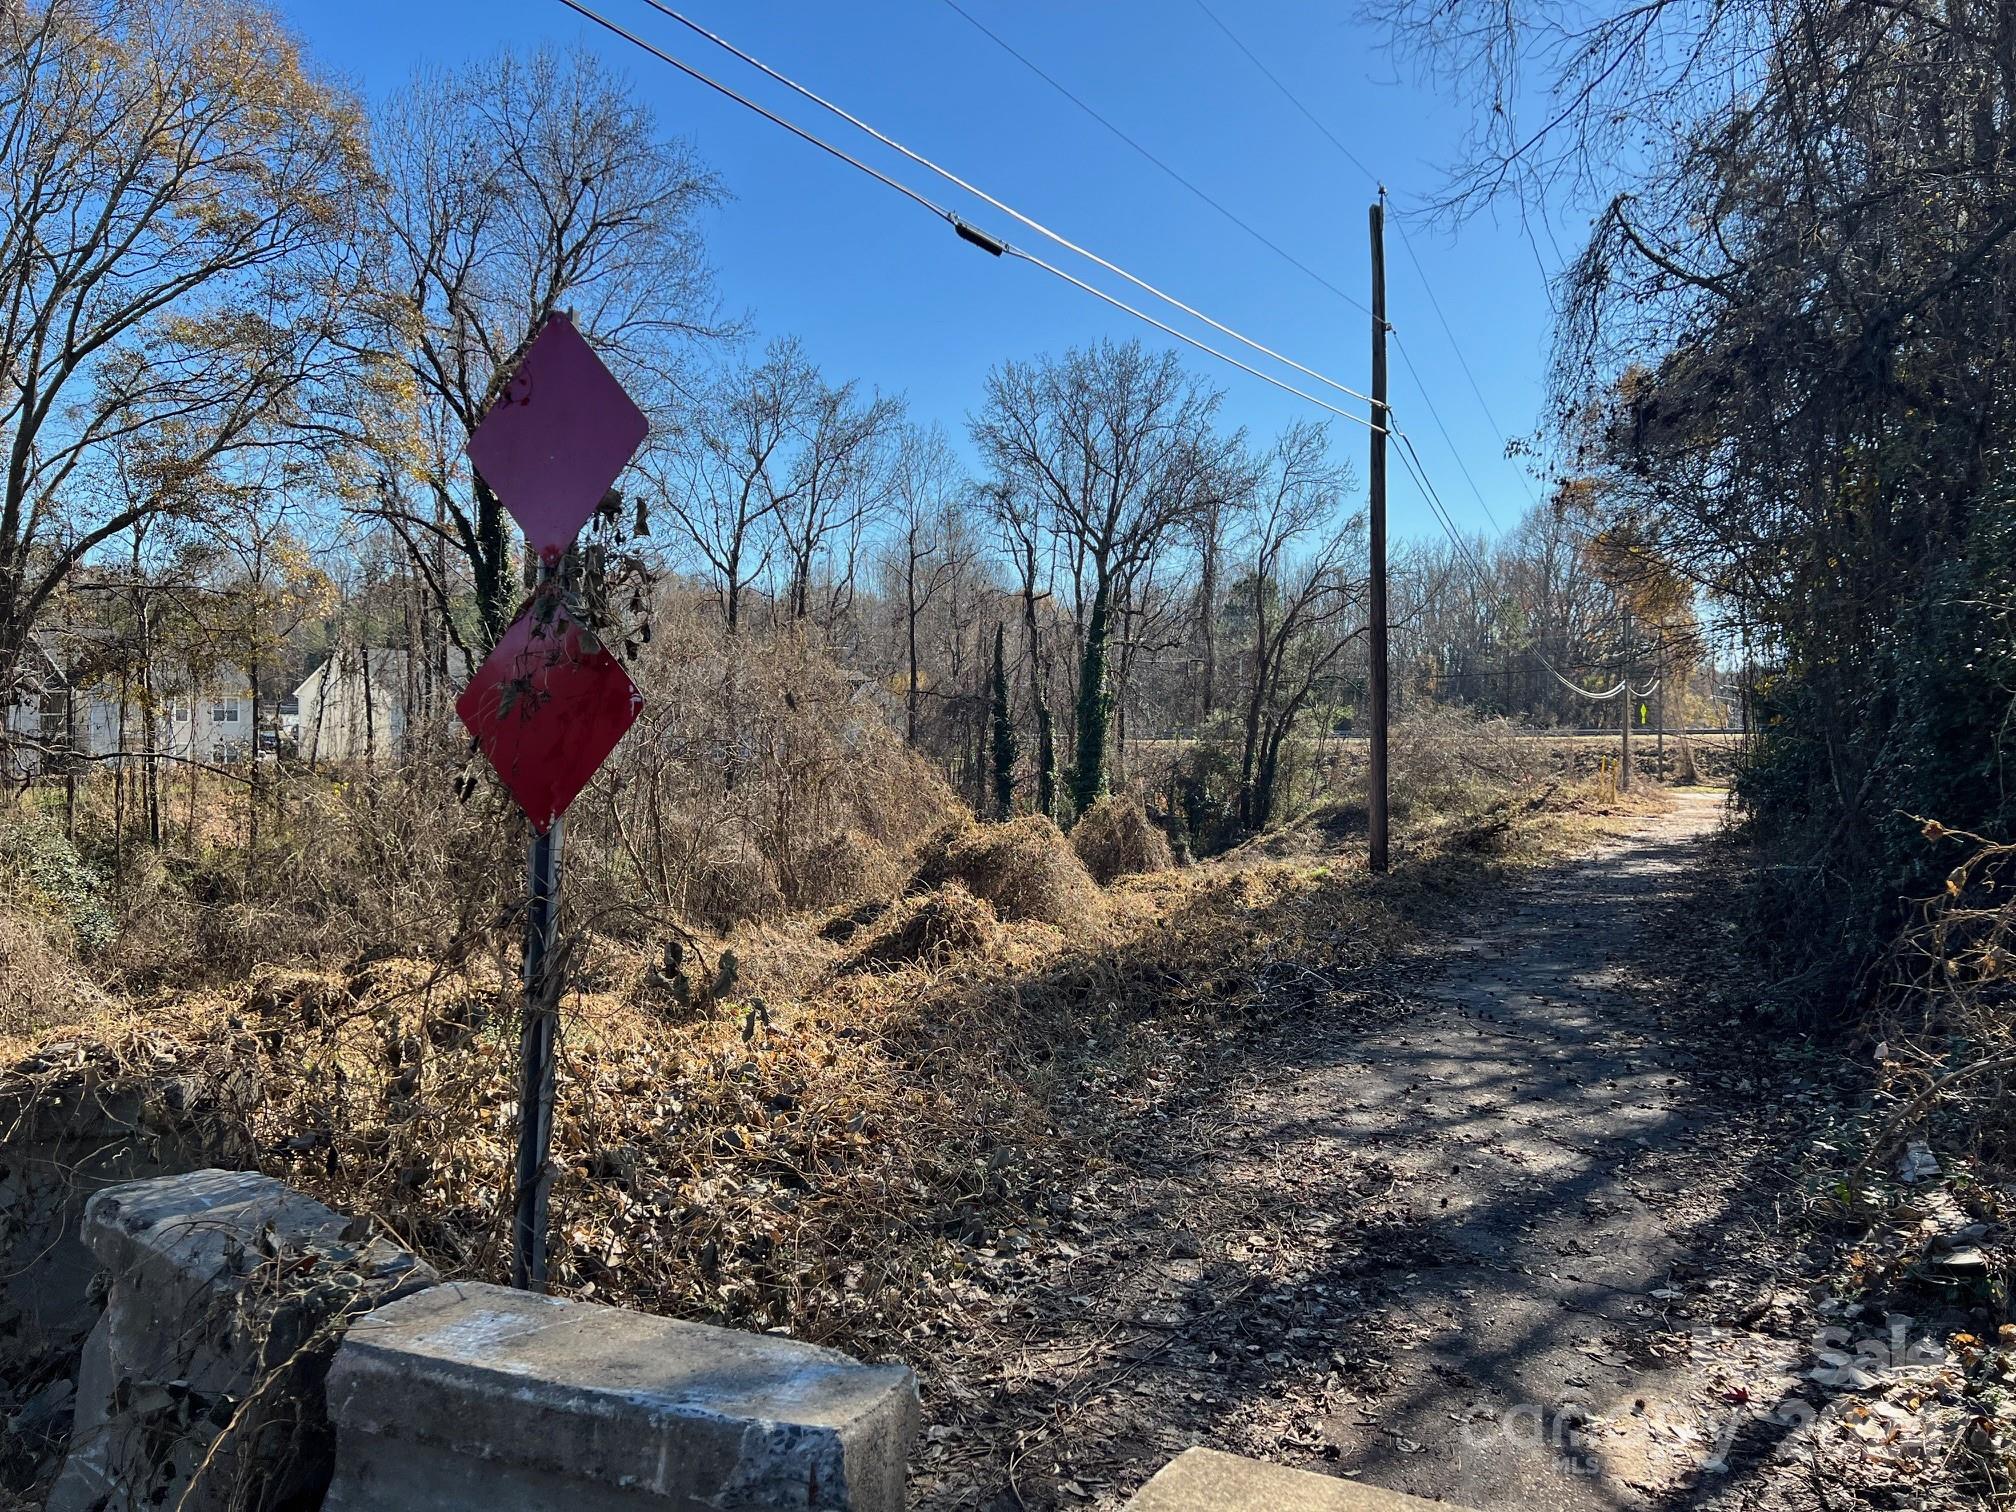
[325,1281,920,1511]
[48,1169,434,1512]
[0,1054,248,1376]
[1126,1448,1465,1512]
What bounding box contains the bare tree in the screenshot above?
[772,368,902,627]
[883,426,968,745]
[361,46,726,645]
[983,480,1062,816]
[653,342,808,634]
[1225,422,1362,828]
[973,340,1238,817]
[1368,0,1752,218]
[0,0,366,710]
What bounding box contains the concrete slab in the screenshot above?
[47,1169,434,1512]
[324,1280,919,1511]
[1127,1448,1465,1512]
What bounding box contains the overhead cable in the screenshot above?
[935,0,1375,320]
[1189,0,1381,185]
[1392,428,1490,581]
[550,0,953,219]
[1008,247,1383,432]
[1540,662,1626,702]
[550,0,1383,431]
[1392,336,1505,534]
[1188,3,1537,527]
[1391,225,1539,511]
[635,0,1376,409]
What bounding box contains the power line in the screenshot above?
[551,0,1383,431]
[1189,0,1380,186]
[550,0,953,220]
[1391,431,1636,709]
[931,0,1522,568]
[1008,247,1382,432]
[1391,223,1541,511]
[935,0,1375,320]
[1188,2,1540,527]
[1391,334,1504,533]
[1391,427,1473,566]
[1391,425,1487,582]
[635,0,1376,409]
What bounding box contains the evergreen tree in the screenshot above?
[989,623,1017,819]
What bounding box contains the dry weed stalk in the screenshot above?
[1867,824,2016,1173]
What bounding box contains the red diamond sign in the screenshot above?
[466,313,649,564]
[456,592,642,833]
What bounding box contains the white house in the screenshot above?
[294,646,469,763]
[166,691,256,763]
[4,631,257,772]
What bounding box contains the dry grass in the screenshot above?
[1387,703,1546,816]
[0,775,1657,1354]
[793,830,908,914]
[846,884,999,972]
[914,816,1103,929]
[0,907,106,1042]
[1070,795,1174,885]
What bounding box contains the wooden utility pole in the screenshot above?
[1655,652,1665,781]
[1618,600,1633,793]
[1367,193,1390,873]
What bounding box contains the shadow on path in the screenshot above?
[917,794,1839,1512]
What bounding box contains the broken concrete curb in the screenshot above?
[324,1280,919,1510]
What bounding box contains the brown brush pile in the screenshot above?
[0,842,1396,1355]
[596,602,962,935]
[680,849,787,934]
[0,908,103,1039]
[790,830,908,915]
[0,773,1656,1428]
[846,884,998,972]
[1070,796,1175,884]
[1387,703,1544,816]
[914,816,1102,928]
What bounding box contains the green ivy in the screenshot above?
[0,811,115,955]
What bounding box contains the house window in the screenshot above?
[212,704,240,724]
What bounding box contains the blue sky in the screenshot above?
[281,0,1580,548]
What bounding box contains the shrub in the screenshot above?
[915,816,1102,929]
[1387,704,1541,818]
[682,848,786,934]
[786,829,906,914]
[587,601,962,935]
[0,904,104,1038]
[1070,795,1174,884]
[0,809,114,954]
[847,883,999,970]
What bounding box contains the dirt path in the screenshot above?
[916,792,1820,1512]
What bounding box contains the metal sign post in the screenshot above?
[511,814,562,1290]
[457,312,649,1292]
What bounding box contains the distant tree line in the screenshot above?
[0,0,1711,873]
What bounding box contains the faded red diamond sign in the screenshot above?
[466,312,649,562]
[456,592,642,833]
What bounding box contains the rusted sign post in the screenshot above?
[457,312,647,1291]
